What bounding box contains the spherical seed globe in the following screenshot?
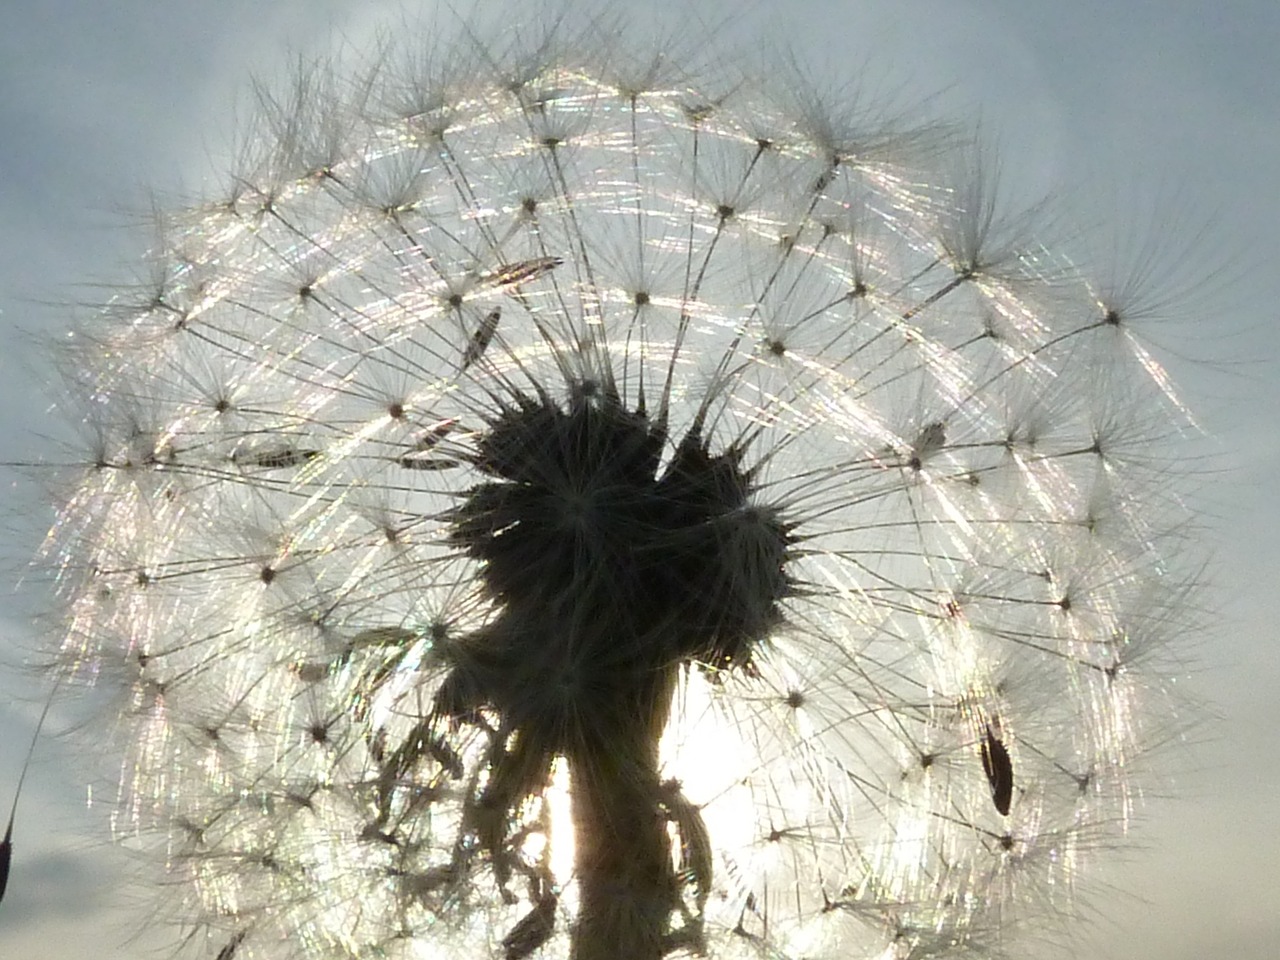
[40,16,1198,960]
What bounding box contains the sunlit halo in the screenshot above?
[527,673,760,923]
[545,756,575,887]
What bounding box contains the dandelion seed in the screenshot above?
[462,307,503,370]
[0,684,57,906]
[232,446,321,471]
[32,12,1205,960]
[399,417,462,470]
[483,256,564,289]
[0,832,9,906]
[980,723,1015,817]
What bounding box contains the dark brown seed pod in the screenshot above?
[980,724,1014,816]
[234,446,321,470]
[0,824,10,905]
[462,307,502,369]
[398,418,461,470]
[483,255,563,289]
[1,684,58,906]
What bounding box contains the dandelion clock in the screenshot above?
[32,11,1201,960]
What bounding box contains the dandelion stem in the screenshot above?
[568,665,679,960]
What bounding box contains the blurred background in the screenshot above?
[0,1,1276,957]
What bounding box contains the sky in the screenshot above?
[0,1,1277,958]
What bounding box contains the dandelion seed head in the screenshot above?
[34,11,1205,960]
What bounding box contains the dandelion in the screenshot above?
[35,12,1200,960]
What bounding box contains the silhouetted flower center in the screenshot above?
[442,384,794,741]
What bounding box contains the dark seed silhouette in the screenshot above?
[485,255,563,289]
[0,822,7,905]
[1,684,58,905]
[462,307,502,369]
[235,447,321,470]
[980,724,1013,816]
[217,930,247,960]
[399,418,460,470]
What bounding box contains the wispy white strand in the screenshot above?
[34,14,1202,960]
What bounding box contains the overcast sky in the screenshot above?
[1,2,1277,958]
